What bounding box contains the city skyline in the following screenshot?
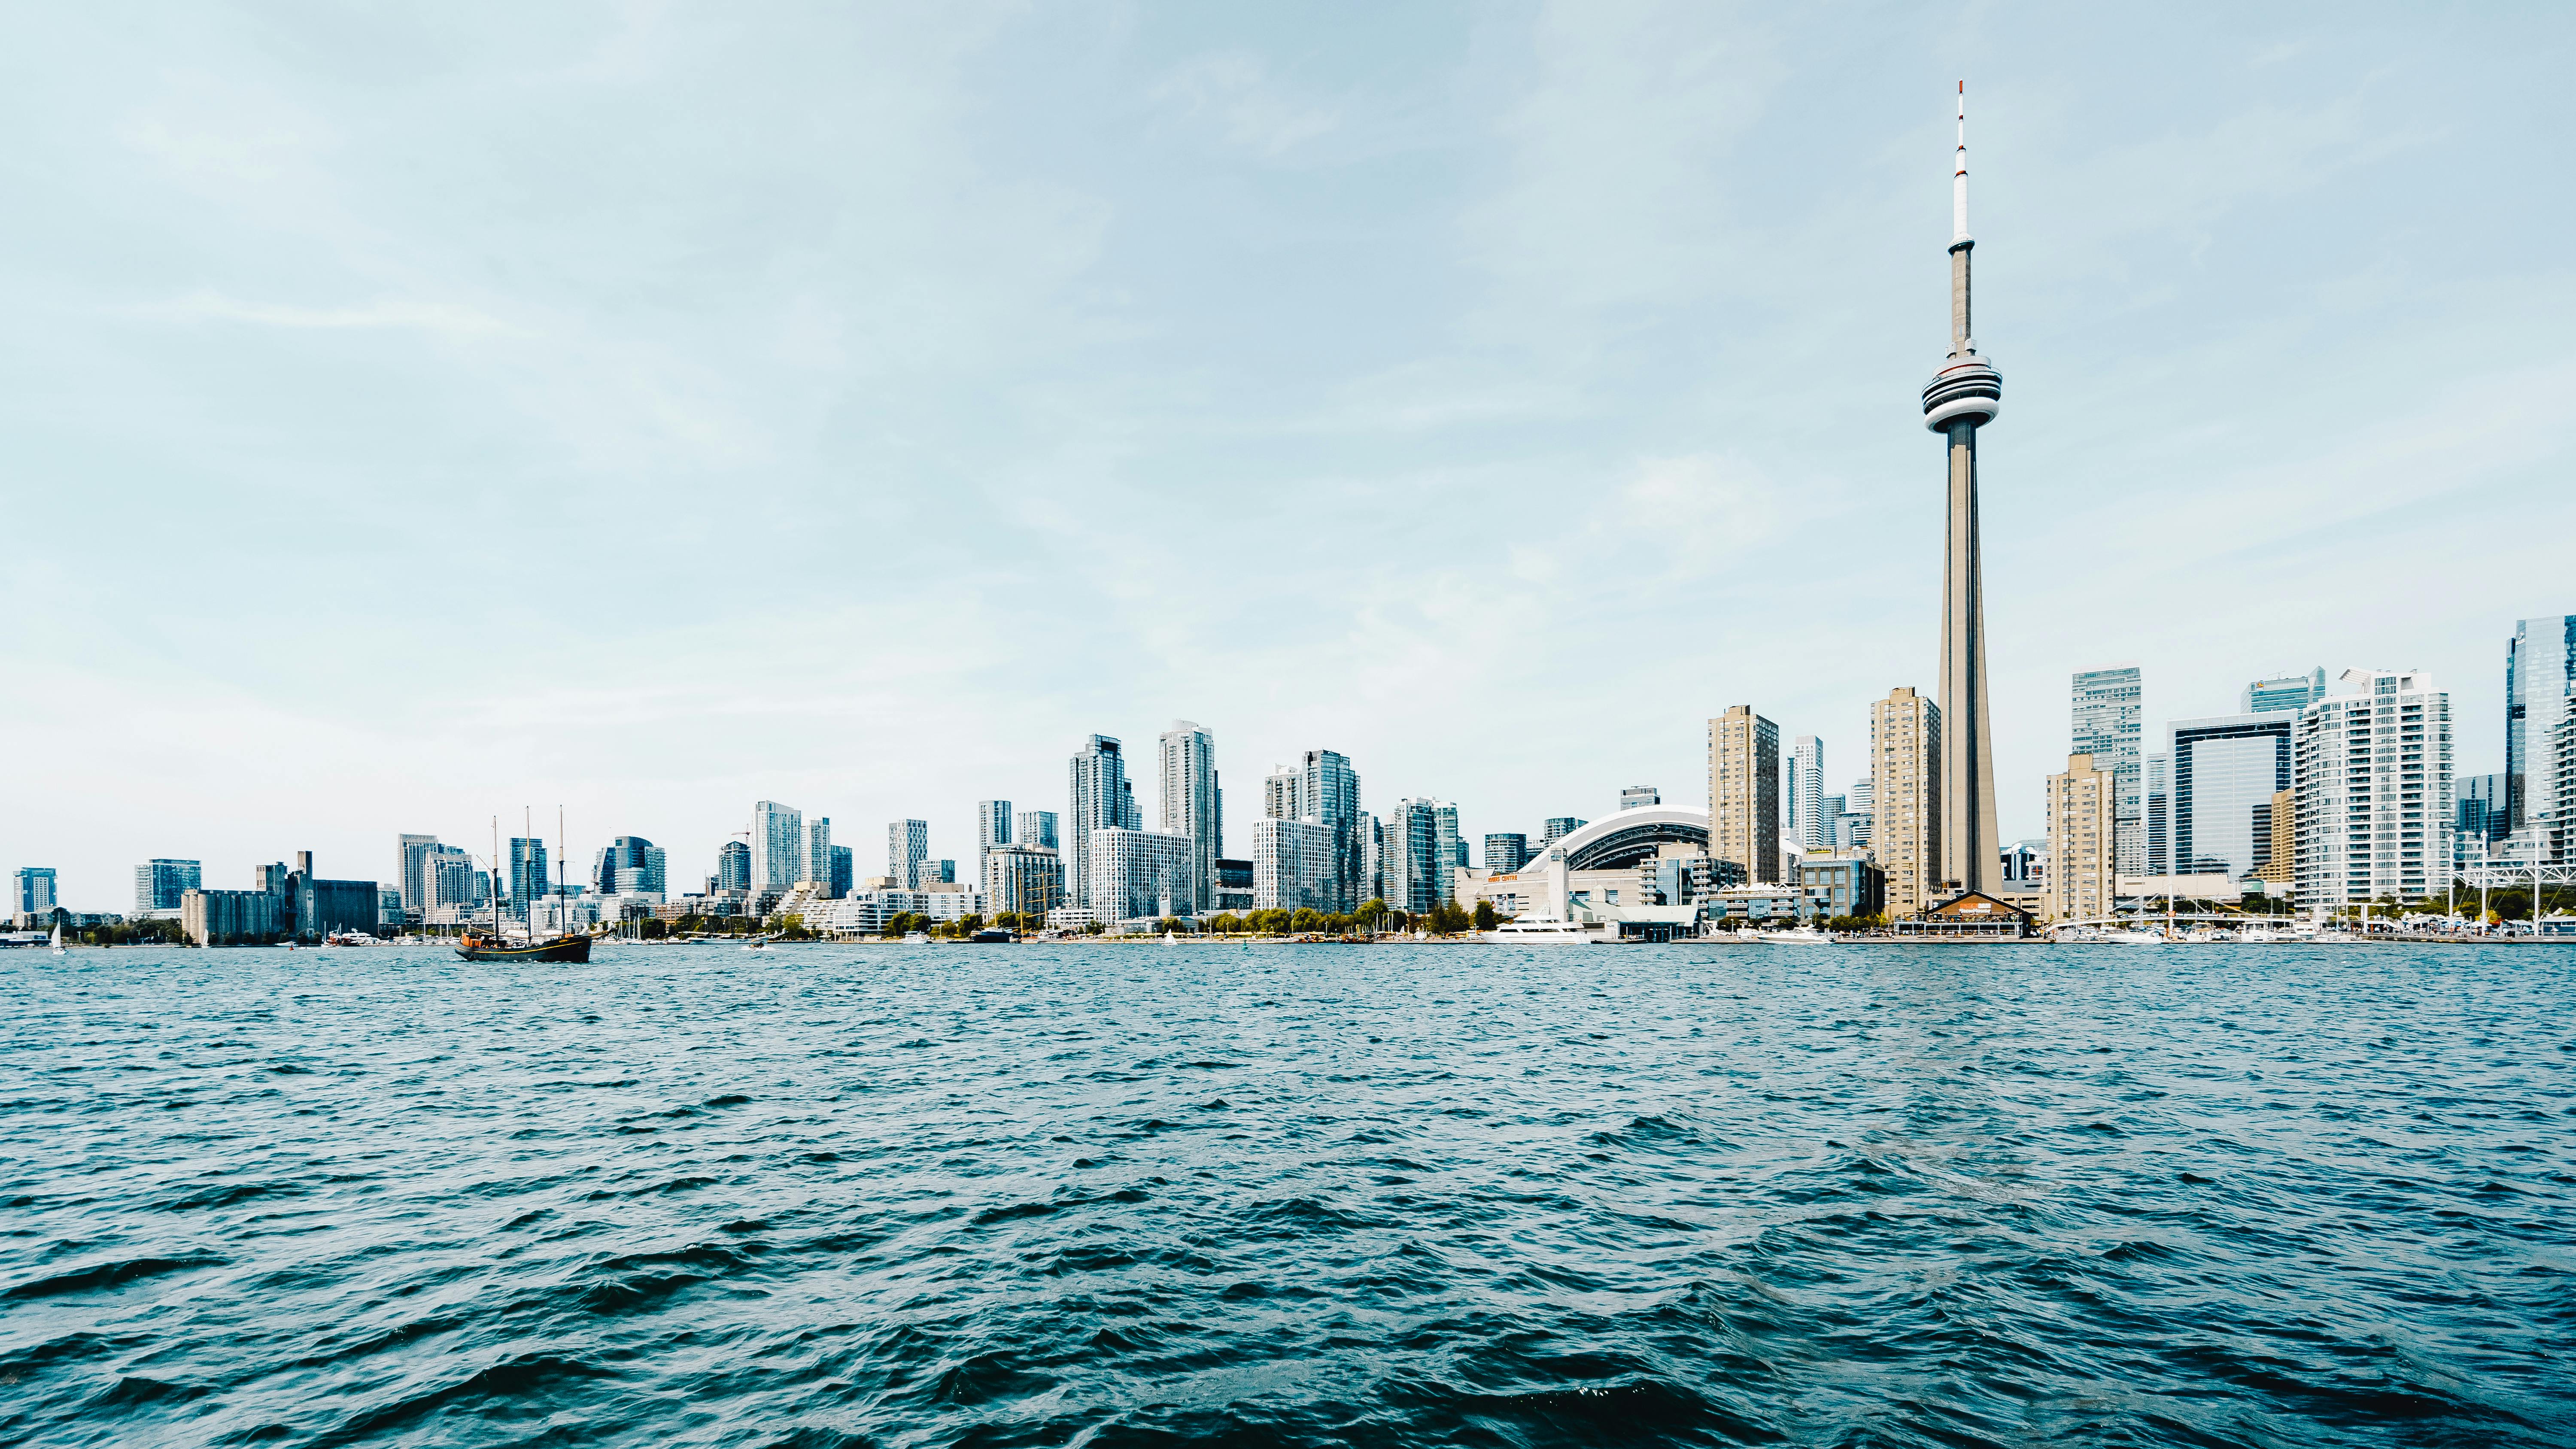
[4,8,2572,899]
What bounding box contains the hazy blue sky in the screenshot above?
[6,3,2571,905]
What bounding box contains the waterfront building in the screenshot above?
[2245,668,2327,715]
[1621,785,1661,811]
[397,834,439,913]
[134,859,202,914]
[1800,854,1886,920]
[1999,838,2045,890]
[1923,86,2004,897]
[983,843,1065,917]
[807,818,835,896]
[2293,669,2454,904]
[2072,667,2143,875]
[2168,712,2296,881]
[2144,753,2172,875]
[1300,749,1363,912]
[1840,778,1872,852]
[1068,735,1137,909]
[716,840,750,893]
[1015,810,1059,851]
[592,836,664,897]
[1461,811,1713,932]
[1263,769,1301,820]
[2255,788,2297,884]
[751,801,804,893]
[975,800,1012,857]
[828,846,852,899]
[1789,737,1825,851]
[15,867,57,915]
[425,846,476,908]
[1540,817,1585,846]
[1253,817,1336,912]
[888,819,928,891]
[2507,616,2574,859]
[1380,799,1458,914]
[2043,754,2117,922]
[1707,706,1780,884]
[182,888,279,946]
[507,838,547,911]
[1158,721,1222,913]
[1356,811,1382,904]
[1869,687,1941,917]
[1088,828,1195,922]
[2456,772,2508,862]
[1212,858,1255,913]
[1483,833,1530,874]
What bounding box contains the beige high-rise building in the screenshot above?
[1870,687,1942,916]
[2253,787,2297,884]
[2043,753,2116,922]
[1706,706,1780,884]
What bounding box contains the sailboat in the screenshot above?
[51,924,64,954]
[457,808,594,963]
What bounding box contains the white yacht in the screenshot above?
[1479,917,1591,944]
[1753,926,1831,943]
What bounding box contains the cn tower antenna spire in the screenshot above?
[1953,81,1969,246]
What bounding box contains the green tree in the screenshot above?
[1472,900,1498,932]
[1355,898,1388,930]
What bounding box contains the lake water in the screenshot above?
[4,942,2572,1446]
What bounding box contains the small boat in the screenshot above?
[51,924,64,954]
[742,937,771,952]
[457,932,593,963]
[903,931,930,943]
[2100,928,2166,945]
[1754,926,1831,943]
[1164,930,1176,945]
[969,928,1015,944]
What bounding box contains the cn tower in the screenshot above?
[1922,82,2002,896]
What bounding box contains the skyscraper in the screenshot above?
[2294,669,2454,902]
[2044,754,2116,923]
[1159,721,1221,912]
[2169,713,2296,881]
[887,819,928,890]
[1541,817,1585,846]
[1300,748,1362,912]
[1707,706,1780,884]
[1789,737,1824,851]
[1381,799,1454,912]
[508,838,547,911]
[1621,785,1661,811]
[2506,616,2574,856]
[750,801,804,892]
[1870,687,1941,916]
[1252,817,1335,912]
[1015,810,1059,851]
[1088,828,1195,922]
[593,836,662,895]
[2144,753,2172,875]
[1263,769,1301,820]
[134,859,202,914]
[1067,735,1130,909]
[2071,667,2143,875]
[975,801,1013,857]
[1483,833,1529,874]
[397,834,439,914]
[828,845,853,899]
[2244,668,2327,715]
[1923,84,2004,897]
[716,840,750,893]
[807,817,834,892]
[15,867,57,914]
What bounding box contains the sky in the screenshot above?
[5,2,2572,907]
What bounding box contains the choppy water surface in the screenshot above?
[5,943,2573,1446]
